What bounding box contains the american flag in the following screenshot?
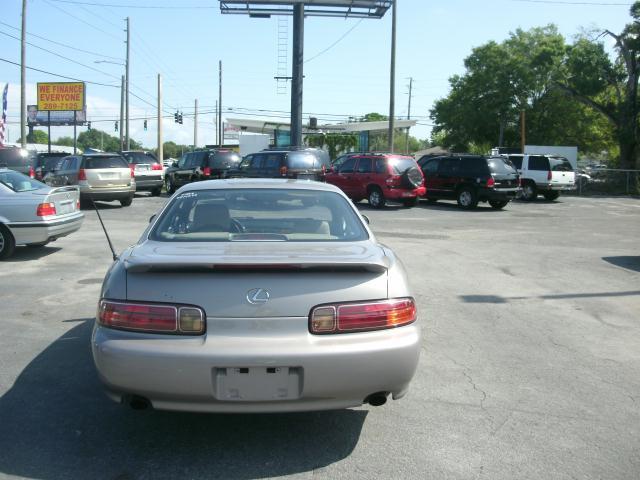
[0,83,7,147]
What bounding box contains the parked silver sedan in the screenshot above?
[92,179,421,413]
[0,168,83,260]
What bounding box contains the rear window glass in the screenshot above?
[288,151,330,170]
[0,148,31,167]
[36,154,67,169]
[549,157,573,172]
[388,157,417,174]
[123,152,158,165]
[150,188,368,243]
[487,158,517,174]
[0,170,46,192]
[82,156,128,169]
[209,152,241,168]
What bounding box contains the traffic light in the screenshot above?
[87,121,92,131]
[114,121,118,132]
[178,113,183,124]
[144,120,148,131]
[174,112,179,123]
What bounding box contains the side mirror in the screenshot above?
[149,214,156,223]
[361,214,370,225]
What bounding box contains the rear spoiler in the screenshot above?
[125,260,388,274]
[48,186,80,194]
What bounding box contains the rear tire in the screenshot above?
[402,197,418,208]
[0,224,16,260]
[457,187,478,210]
[368,187,386,209]
[151,186,162,197]
[166,177,176,195]
[120,195,133,207]
[543,191,560,201]
[489,200,508,210]
[521,182,537,201]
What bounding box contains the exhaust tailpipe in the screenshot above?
[365,392,388,407]
[126,395,151,410]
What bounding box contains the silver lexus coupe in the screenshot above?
[92,179,421,413]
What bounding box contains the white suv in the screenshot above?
[505,154,575,201]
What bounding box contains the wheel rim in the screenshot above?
[459,191,472,206]
[370,190,381,206]
[524,185,534,198]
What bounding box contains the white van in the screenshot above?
[505,154,575,201]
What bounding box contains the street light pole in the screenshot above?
[290,2,304,147]
[125,17,130,150]
[388,0,397,153]
[119,75,125,152]
[20,0,27,148]
[157,74,163,164]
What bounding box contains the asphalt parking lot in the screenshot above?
[1,192,639,480]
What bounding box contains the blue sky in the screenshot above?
[0,0,632,148]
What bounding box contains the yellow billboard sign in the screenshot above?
[37,82,85,111]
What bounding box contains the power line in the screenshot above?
[47,0,217,8]
[0,20,122,61]
[305,19,364,64]
[0,57,119,87]
[42,0,122,40]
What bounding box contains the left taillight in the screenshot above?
[310,298,416,334]
[98,300,205,335]
[152,163,163,171]
[36,202,56,217]
[486,177,495,188]
[29,166,35,179]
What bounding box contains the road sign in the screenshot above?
[27,105,86,126]
[37,82,85,111]
[219,0,392,18]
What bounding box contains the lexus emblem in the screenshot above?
[246,288,270,305]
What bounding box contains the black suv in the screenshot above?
[417,154,520,210]
[235,147,330,181]
[165,149,242,194]
[0,147,35,178]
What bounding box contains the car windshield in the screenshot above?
[83,156,129,169]
[123,152,159,165]
[488,157,517,174]
[0,170,47,192]
[37,154,67,169]
[549,156,573,172]
[388,157,417,174]
[149,188,369,242]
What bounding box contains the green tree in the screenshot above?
[306,133,358,159]
[554,2,640,169]
[20,130,49,144]
[54,136,74,147]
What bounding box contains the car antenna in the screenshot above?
[91,198,118,261]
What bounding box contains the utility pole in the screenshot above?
[119,75,125,151]
[157,74,163,164]
[125,17,130,150]
[520,109,526,154]
[214,100,218,147]
[194,98,198,149]
[405,77,413,154]
[290,2,304,147]
[218,61,222,148]
[387,0,397,153]
[20,0,27,148]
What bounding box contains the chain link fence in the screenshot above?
[574,169,640,196]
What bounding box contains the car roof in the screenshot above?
[82,153,123,157]
[179,178,344,193]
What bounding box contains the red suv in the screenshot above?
[326,153,425,208]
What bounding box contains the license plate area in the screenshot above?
[213,366,302,401]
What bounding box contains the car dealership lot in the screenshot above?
[1,194,639,480]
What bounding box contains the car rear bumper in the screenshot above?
[481,188,519,201]
[92,321,421,412]
[80,187,135,201]
[134,177,164,190]
[7,212,84,245]
[537,183,576,191]
[386,186,426,199]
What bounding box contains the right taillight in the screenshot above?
[280,166,288,176]
[547,170,552,181]
[98,300,205,335]
[310,298,416,334]
[78,168,87,181]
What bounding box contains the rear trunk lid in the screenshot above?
[123,241,389,318]
[31,186,80,216]
[82,156,132,188]
[549,156,575,186]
